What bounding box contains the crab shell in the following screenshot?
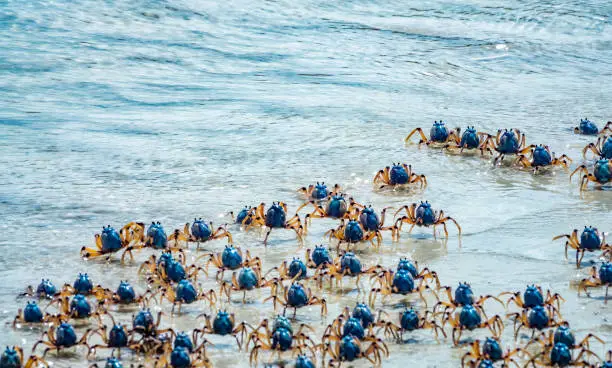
[352,303,374,328]
[339,336,361,361]
[36,279,57,298]
[600,262,612,283]
[116,281,136,303]
[497,130,520,154]
[527,306,550,330]
[23,301,43,323]
[0,347,22,367]
[146,222,167,249]
[271,327,293,351]
[343,220,364,243]
[174,332,194,352]
[553,324,575,347]
[191,219,212,241]
[455,283,474,306]
[482,337,503,361]
[73,273,93,295]
[101,226,123,252]
[430,121,450,142]
[288,258,307,280]
[108,324,128,348]
[400,309,419,331]
[70,294,92,318]
[295,354,316,368]
[170,346,191,368]
[311,246,332,266]
[359,207,380,231]
[265,203,286,228]
[238,268,258,290]
[175,280,198,304]
[392,270,415,294]
[523,285,544,308]
[460,127,480,149]
[222,245,243,269]
[213,311,234,335]
[342,317,365,339]
[550,342,572,366]
[340,253,362,275]
[287,284,308,307]
[326,195,348,218]
[55,322,78,346]
[458,305,482,330]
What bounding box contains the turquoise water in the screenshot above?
[1,0,611,366]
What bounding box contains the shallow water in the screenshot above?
[1,0,611,366]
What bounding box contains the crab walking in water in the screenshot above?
[373,163,427,190]
[574,118,612,135]
[583,135,612,160]
[514,144,571,172]
[394,201,462,238]
[246,202,304,245]
[553,226,610,268]
[485,128,535,165]
[570,158,612,191]
[404,120,461,147]
[444,126,494,155]
[579,262,612,303]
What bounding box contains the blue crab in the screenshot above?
[87,314,130,357]
[305,245,332,269]
[80,222,145,263]
[375,308,446,341]
[0,346,48,368]
[574,118,612,135]
[326,218,382,250]
[266,282,327,317]
[583,135,612,160]
[500,285,565,311]
[23,279,57,299]
[488,128,535,165]
[444,126,494,155]
[373,163,427,190]
[193,310,252,349]
[220,266,278,303]
[157,279,217,313]
[357,206,398,241]
[461,337,530,368]
[297,182,341,201]
[441,304,504,345]
[579,262,611,303]
[553,226,610,268]
[276,258,309,281]
[297,193,364,233]
[321,334,389,367]
[507,305,564,340]
[13,301,54,326]
[394,201,462,238]
[525,341,599,367]
[229,206,255,226]
[169,218,232,248]
[515,145,571,171]
[201,245,262,280]
[314,252,385,289]
[570,158,612,191]
[368,268,439,306]
[248,202,304,245]
[32,321,91,356]
[247,317,316,366]
[404,121,461,147]
[154,345,212,368]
